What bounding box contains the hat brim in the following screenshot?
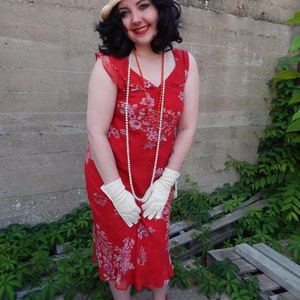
[101,0,122,21]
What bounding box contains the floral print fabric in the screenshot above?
[84,49,189,291]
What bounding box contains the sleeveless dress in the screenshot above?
[84,48,189,291]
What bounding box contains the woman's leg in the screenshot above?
[151,286,167,300]
[109,282,131,300]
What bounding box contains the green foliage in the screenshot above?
[172,258,260,300]
[283,10,300,142]
[0,203,112,300]
[170,255,192,290]
[171,175,211,229]
[222,194,244,214]
[287,235,300,264]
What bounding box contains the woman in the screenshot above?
[84,0,199,299]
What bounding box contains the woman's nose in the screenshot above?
[131,10,142,24]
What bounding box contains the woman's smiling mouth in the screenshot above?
[133,25,149,35]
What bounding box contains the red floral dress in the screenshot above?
[84,49,189,291]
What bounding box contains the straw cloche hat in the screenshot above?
[101,0,123,20]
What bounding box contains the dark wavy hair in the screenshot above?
[96,0,182,57]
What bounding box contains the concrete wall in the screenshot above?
[0,0,299,227]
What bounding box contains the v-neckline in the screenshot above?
[129,50,176,88]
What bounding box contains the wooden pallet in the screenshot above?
[169,193,265,254]
[207,243,300,299]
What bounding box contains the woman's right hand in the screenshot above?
[101,178,141,227]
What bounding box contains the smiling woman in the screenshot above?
[84,0,199,299]
[96,0,182,57]
[118,0,159,50]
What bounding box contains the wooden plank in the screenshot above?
[178,228,235,259]
[203,199,267,232]
[207,248,257,273]
[169,229,197,248]
[169,193,262,236]
[235,243,300,298]
[252,273,281,292]
[169,199,267,248]
[269,292,299,300]
[236,192,262,208]
[233,258,258,274]
[207,192,262,218]
[182,259,197,271]
[169,220,191,236]
[253,243,300,279]
[208,248,239,261]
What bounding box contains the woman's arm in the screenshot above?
[86,58,120,184]
[87,59,141,226]
[166,52,200,171]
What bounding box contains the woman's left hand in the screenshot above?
[142,168,180,220]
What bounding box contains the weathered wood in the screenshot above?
[250,273,281,292]
[182,259,198,271]
[169,198,267,248]
[207,247,240,262]
[175,228,235,260]
[203,199,267,232]
[235,243,300,299]
[169,193,262,237]
[269,292,299,300]
[207,247,258,273]
[208,244,300,299]
[169,228,197,248]
[169,220,191,237]
[253,243,300,278]
[233,257,258,274]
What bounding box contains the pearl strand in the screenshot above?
[125,52,166,201]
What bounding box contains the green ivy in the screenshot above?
[0,203,112,300]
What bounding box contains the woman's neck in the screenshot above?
[134,45,161,58]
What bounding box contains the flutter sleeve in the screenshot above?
[95,52,127,89]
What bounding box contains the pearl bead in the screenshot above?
[125,52,166,201]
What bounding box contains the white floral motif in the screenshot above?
[108,127,120,139]
[114,237,135,277]
[93,192,108,207]
[129,119,142,130]
[94,227,113,260]
[140,94,154,107]
[146,126,158,141]
[156,168,164,177]
[102,256,115,279]
[137,246,147,266]
[94,226,114,279]
[137,223,156,240]
[144,80,152,89]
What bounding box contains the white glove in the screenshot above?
[142,168,180,220]
[101,178,141,227]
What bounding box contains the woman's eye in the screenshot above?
[140,3,150,10]
[119,10,129,18]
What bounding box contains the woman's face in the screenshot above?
[117,0,159,47]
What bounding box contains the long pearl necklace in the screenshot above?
[133,50,164,124]
[125,51,166,200]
